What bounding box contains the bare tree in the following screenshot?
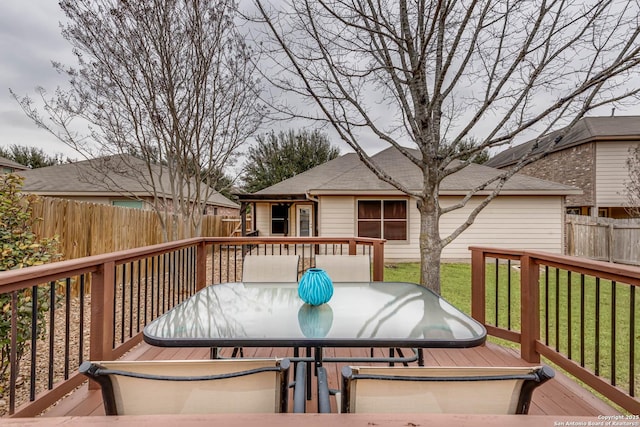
[253,0,640,292]
[12,0,264,240]
[625,145,640,218]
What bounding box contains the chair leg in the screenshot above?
[231,347,244,358]
[292,362,307,413]
[306,347,312,400]
[317,366,331,413]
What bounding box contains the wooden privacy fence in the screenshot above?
[566,214,640,266]
[29,197,239,260]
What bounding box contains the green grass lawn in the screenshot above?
[384,262,472,314]
[384,262,639,399]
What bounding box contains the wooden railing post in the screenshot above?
[196,240,207,291]
[89,261,116,389]
[520,254,541,363]
[372,241,384,281]
[348,239,357,255]
[470,249,486,326]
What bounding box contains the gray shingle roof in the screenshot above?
[0,156,29,171]
[486,116,640,169]
[245,146,579,197]
[18,155,239,208]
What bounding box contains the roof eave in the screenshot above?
[235,193,310,202]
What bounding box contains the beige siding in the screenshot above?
[439,196,563,259]
[595,141,635,206]
[255,202,271,235]
[318,195,564,261]
[318,196,356,236]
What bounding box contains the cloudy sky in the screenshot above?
[2,2,639,162]
[0,1,79,158]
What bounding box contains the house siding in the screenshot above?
[595,141,636,206]
[318,196,356,236]
[255,202,272,235]
[315,195,564,261]
[439,195,563,259]
[519,142,595,208]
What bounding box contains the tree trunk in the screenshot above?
[418,195,443,294]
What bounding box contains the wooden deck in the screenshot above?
[39,341,619,418]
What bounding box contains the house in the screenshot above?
[236,147,580,261]
[485,115,640,218]
[0,155,28,173]
[18,155,239,215]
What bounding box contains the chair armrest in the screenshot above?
[292,362,307,413]
[317,366,331,413]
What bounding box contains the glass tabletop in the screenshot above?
[143,282,486,348]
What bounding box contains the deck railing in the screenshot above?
[0,236,384,417]
[470,246,640,414]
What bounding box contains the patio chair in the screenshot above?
[314,254,411,365]
[79,358,303,415]
[334,365,554,414]
[227,254,300,358]
[314,254,371,282]
[242,254,300,282]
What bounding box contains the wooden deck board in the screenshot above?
[41,342,621,418]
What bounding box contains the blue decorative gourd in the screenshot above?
[298,268,333,306]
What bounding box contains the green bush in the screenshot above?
[0,174,61,380]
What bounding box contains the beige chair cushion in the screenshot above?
[315,255,371,282]
[345,366,545,414]
[242,255,299,282]
[94,359,286,415]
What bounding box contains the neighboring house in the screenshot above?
[0,155,29,173]
[236,147,580,261]
[18,155,239,215]
[486,116,640,218]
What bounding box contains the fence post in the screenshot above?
[196,240,207,291]
[372,241,384,281]
[89,260,116,389]
[470,249,486,325]
[608,224,614,263]
[520,254,541,363]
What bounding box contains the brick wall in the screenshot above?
[520,142,595,207]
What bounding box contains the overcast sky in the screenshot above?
[2,2,639,162]
[0,1,80,158]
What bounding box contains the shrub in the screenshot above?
[0,174,61,381]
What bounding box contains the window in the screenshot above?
[112,200,143,209]
[357,200,407,241]
[271,204,289,235]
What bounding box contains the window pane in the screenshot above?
[384,221,407,240]
[358,221,381,238]
[112,200,143,209]
[272,220,286,234]
[384,200,406,219]
[358,201,381,219]
[272,204,288,219]
[272,204,289,234]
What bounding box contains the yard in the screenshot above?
[390,261,638,411]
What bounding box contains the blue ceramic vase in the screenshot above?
[298,268,333,306]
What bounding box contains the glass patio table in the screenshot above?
[143,281,486,366]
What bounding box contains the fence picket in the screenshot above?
[566,214,640,266]
[29,197,239,260]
